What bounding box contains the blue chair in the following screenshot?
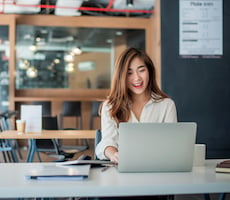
[94,129,102,160]
[90,101,102,130]
[0,112,19,162]
[2,111,22,159]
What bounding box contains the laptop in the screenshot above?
[118,122,197,172]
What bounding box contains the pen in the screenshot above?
[101,166,110,172]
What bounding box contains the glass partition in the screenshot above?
[16,25,145,89]
[0,26,9,111]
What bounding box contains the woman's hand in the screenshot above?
[110,151,118,164]
[104,146,119,164]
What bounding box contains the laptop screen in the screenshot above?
[118,122,197,172]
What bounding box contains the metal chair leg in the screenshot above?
[36,151,42,162]
[8,140,18,162]
[1,151,8,162]
[218,193,226,200]
[14,139,23,159]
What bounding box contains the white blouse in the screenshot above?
[95,98,178,160]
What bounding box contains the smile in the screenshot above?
[133,82,143,88]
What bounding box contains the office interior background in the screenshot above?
[0,0,229,159]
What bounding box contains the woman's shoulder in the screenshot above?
[151,96,175,106]
[102,100,109,107]
[101,100,112,111]
[162,97,175,104]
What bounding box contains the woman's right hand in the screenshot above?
[104,146,119,164]
[110,151,118,164]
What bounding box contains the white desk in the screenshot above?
[0,160,229,199]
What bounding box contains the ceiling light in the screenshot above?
[18,59,29,70]
[26,67,38,78]
[64,53,74,62]
[72,47,82,55]
[36,37,41,42]
[126,0,133,8]
[54,58,60,64]
[29,44,37,52]
[65,63,75,72]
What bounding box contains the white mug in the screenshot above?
[193,144,206,166]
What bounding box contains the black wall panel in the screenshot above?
[161,0,230,158]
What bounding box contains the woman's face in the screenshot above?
[127,57,149,96]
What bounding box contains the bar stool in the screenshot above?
[60,101,88,151]
[60,101,82,130]
[33,115,77,162]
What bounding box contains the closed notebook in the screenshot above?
[25,164,90,180]
[216,160,230,173]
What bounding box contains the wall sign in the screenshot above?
[179,0,223,58]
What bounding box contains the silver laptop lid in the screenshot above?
[118,122,197,172]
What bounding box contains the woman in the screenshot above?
[96,47,177,163]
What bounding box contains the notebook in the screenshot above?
[118,122,197,172]
[25,164,90,180]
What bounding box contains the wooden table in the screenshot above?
[0,130,96,139]
[0,130,96,162]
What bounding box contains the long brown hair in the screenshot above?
[107,47,168,125]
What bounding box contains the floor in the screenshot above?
[0,142,229,200]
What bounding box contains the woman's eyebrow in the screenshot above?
[128,65,145,70]
[137,65,145,69]
[128,65,145,71]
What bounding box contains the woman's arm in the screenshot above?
[164,98,178,122]
[95,101,119,160]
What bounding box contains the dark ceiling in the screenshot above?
[1,0,152,60]
[1,0,155,18]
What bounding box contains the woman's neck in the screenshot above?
[132,92,151,105]
[131,92,151,121]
